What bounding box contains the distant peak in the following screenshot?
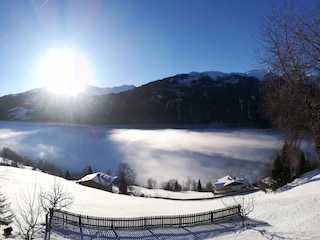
[245,69,270,80]
[84,85,136,95]
[181,70,269,80]
[174,70,267,85]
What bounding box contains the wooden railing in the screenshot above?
[49,205,241,230]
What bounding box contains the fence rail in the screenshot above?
[50,205,241,230]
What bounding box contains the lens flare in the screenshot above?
[37,46,93,96]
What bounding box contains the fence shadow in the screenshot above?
[50,216,244,240]
[50,205,240,229]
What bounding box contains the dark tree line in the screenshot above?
[271,142,312,189]
[158,178,211,192]
[1,147,65,176]
[1,147,95,180]
[2,147,34,167]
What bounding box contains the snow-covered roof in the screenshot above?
[77,172,117,186]
[214,175,250,188]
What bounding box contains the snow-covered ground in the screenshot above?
[1,165,320,239]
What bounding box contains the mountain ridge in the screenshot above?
[0,70,270,127]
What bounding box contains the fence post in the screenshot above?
[79,215,82,226]
[211,211,213,222]
[237,205,241,216]
[237,204,245,227]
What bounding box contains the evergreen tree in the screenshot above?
[174,180,182,192]
[197,179,202,192]
[270,142,307,189]
[298,150,311,176]
[64,169,71,180]
[87,166,93,174]
[81,166,94,177]
[0,192,14,226]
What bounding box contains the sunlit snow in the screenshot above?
[0,166,319,239]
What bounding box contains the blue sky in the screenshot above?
[0,0,317,96]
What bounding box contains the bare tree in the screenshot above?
[147,177,157,189]
[116,162,137,194]
[38,177,74,215]
[38,178,74,233]
[0,191,14,226]
[221,194,255,227]
[182,176,193,191]
[16,187,43,240]
[258,1,320,159]
[205,182,213,192]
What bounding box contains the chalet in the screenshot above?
[77,172,117,192]
[212,175,251,195]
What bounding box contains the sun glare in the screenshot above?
[38,46,93,96]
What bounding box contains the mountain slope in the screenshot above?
[104,71,268,126]
[0,71,269,126]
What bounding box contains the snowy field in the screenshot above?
[1,165,320,239]
[0,121,280,184]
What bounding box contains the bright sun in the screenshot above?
[38,46,93,96]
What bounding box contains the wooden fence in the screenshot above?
[49,205,241,230]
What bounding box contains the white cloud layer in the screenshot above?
[0,122,281,185]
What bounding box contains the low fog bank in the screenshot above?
[0,121,281,184]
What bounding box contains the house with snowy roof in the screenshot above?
[76,172,117,192]
[212,175,251,195]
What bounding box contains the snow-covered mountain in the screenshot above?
[84,84,136,95]
[0,70,270,126]
[105,70,269,126]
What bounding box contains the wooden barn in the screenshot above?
[77,172,117,192]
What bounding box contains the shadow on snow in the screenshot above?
[48,216,259,240]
